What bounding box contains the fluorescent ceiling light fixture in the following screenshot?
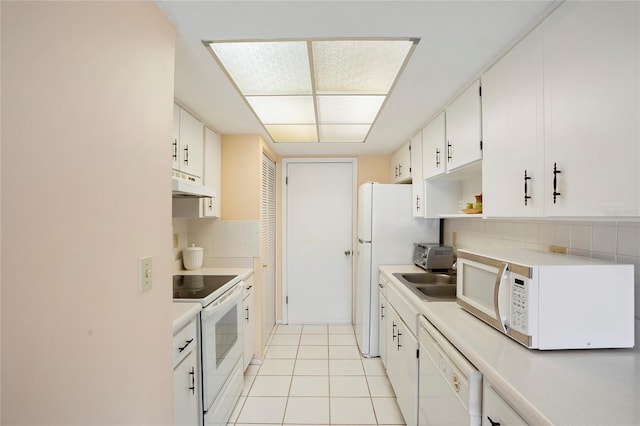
[205,38,418,143]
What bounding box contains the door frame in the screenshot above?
[281,158,358,324]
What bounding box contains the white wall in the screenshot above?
[1,2,175,424]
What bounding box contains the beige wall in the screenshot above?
[221,134,263,220]
[1,2,175,424]
[356,155,392,186]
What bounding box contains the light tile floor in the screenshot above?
[228,324,406,426]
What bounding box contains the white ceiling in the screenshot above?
[157,1,558,156]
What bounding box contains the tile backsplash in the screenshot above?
[443,218,640,319]
[174,219,259,258]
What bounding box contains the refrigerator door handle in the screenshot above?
[358,238,372,244]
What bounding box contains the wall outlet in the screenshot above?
[173,233,179,249]
[548,245,567,254]
[139,256,152,293]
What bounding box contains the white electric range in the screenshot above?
[173,274,244,426]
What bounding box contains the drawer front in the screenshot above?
[387,282,419,336]
[173,318,197,367]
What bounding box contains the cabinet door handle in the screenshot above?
[183,145,189,165]
[398,164,402,176]
[189,367,196,394]
[416,195,420,211]
[447,142,453,162]
[552,162,562,204]
[397,331,402,349]
[392,322,397,341]
[245,307,250,321]
[178,339,194,353]
[487,416,501,426]
[524,170,532,206]
[452,374,460,392]
[395,165,398,178]
[172,139,178,161]
[380,304,385,319]
[435,148,440,168]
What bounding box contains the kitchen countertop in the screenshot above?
[380,265,640,426]
[172,302,201,333]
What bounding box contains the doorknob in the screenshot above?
[344,250,351,256]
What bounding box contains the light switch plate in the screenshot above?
[139,256,152,293]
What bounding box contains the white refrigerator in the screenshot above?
[355,182,439,357]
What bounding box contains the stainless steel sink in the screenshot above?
[392,272,457,301]
[397,272,456,285]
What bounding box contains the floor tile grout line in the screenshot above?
[234,325,402,426]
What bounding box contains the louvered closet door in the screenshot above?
[261,154,277,343]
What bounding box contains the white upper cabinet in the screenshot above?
[541,1,639,217]
[421,112,447,180]
[173,104,204,178]
[202,127,221,218]
[445,80,482,172]
[410,132,424,217]
[482,27,545,217]
[172,104,181,171]
[391,140,412,183]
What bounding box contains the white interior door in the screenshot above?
[285,160,354,324]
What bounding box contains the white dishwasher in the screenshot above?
[419,315,482,426]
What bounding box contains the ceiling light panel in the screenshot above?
[265,124,318,143]
[247,96,315,124]
[319,124,371,143]
[210,41,312,95]
[205,38,417,143]
[317,95,386,124]
[312,40,414,94]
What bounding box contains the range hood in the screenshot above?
[172,176,215,198]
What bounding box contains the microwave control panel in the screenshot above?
[510,277,528,332]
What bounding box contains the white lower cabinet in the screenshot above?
[173,318,199,426]
[482,381,528,426]
[385,283,419,426]
[379,289,389,368]
[242,274,255,371]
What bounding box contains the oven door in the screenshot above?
[456,251,510,333]
[200,282,244,413]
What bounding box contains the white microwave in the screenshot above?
[456,248,635,350]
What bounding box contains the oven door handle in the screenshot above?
[201,283,242,319]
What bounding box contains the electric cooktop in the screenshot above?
[173,275,239,305]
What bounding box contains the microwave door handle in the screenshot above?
[493,262,509,333]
